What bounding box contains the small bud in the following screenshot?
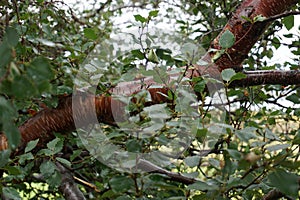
[148,49,159,63]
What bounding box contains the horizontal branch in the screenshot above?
[1,69,300,154]
[264,10,300,23]
[230,70,300,87]
[137,159,197,185]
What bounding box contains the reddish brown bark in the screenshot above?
[203,0,298,71]
[1,88,174,153]
[0,0,299,152]
[230,70,300,87]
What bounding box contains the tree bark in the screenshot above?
[230,70,300,87]
[56,162,86,200]
[204,0,298,71]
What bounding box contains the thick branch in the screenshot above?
[262,189,293,200]
[264,10,300,23]
[204,0,298,71]
[137,159,197,185]
[1,68,298,154]
[230,70,300,87]
[1,0,297,152]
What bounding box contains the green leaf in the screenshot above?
[70,149,82,161]
[24,57,54,95]
[0,97,20,149]
[181,42,198,58]
[149,10,159,17]
[266,143,290,152]
[219,30,235,49]
[230,72,246,82]
[18,152,34,165]
[241,16,252,22]
[265,128,280,140]
[226,149,242,160]
[253,15,266,22]
[145,38,151,47]
[36,38,58,47]
[115,195,132,200]
[221,68,236,82]
[268,169,299,198]
[293,130,300,144]
[37,148,53,156]
[0,43,12,68]
[156,48,172,61]
[295,108,300,116]
[109,175,135,193]
[126,139,141,153]
[3,119,20,149]
[0,93,16,114]
[211,49,224,62]
[134,14,147,23]
[84,28,98,40]
[282,15,294,31]
[40,160,56,177]
[143,103,169,119]
[194,80,206,93]
[0,27,18,69]
[272,37,281,49]
[196,128,208,143]
[3,27,19,47]
[187,181,218,191]
[47,170,62,188]
[56,157,72,167]
[4,166,21,175]
[25,139,39,153]
[131,49,144,60]
[148,49,159,63]
[4,75,36,99]
[184,156,200,167]
[208,158,220,169]
[28,57,54,81]
[286,94,300,104]
[47,137,64,154]
[2,187,21,200]
[0,150,11,168]
[235,127,257,141]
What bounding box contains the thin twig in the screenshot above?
[264,10,300,23]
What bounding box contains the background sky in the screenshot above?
[64,0,299,66]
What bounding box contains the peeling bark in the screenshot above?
[230,70,300,87]
[203,0,298,71]
[2,68,299,154]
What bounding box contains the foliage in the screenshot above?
[0,0,299,199]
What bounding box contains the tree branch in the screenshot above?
[262,189,293,200]
[56,162,86,200]
[137,159,197,185]
[0,68,299,154]
[230,70,300,87]
[264,10,300,23]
